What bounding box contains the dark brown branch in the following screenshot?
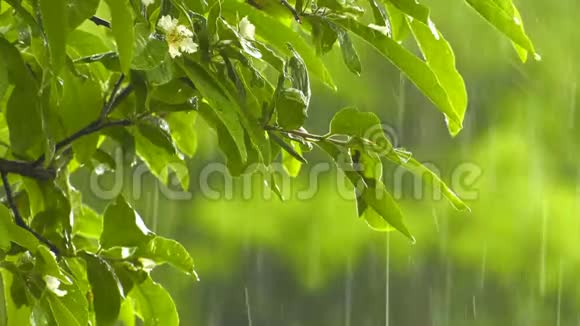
[107,85,134,116]
[89,16,111,29]
[280,0,302,23]
[1,171,60,255]
[0,158,55,180]
[32,83,135,166]
[33,119,133,166]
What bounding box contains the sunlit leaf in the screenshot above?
[83,253,123,325]
[104,0,135,73]
[100,195,153,249]
[129,276,179,326]
[135,236,196,276]
[465,0,537,61]
[331,17,464,135]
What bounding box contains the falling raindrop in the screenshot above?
[568,81,577,131]
[245,286,253,326]
[345,257,352,326]
[556,259,563,326]
[152,182,159,233]
[472,295,477,320]
[479,242,487,290]
[539,201,548,296]
[395,72,406,140]
[385,232,390,326]
[432,208,440,233]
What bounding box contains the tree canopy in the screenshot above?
[0,0,535,324]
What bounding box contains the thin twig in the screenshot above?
[89,16,111,29]
[265,125,346,145]
[33,119,133,166]
[33,83,135,167]
[100,74,125,121]
[280,0,302,23]
[1,171,60,255]
[108,85,134,115]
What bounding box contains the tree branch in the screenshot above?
[280,0,302,23]
[33,119,133,167]
[0,159,55,180]
[33,84,135,166]
[1,171,60,255]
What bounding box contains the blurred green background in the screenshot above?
[80,0,580,324]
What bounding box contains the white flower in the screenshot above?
[368,23,391,37]
[238,16,255,41]
[44,275,68,297]
[142,0,155,6]
[158,15,199,58]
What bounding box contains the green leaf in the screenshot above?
[100,195,153,249]
[218,18,262,59]
[132,23,169,71]
[276,88,308,130]
[60,70,103,164]
[1,269,33,324]
[36,246,71,285]
[282,141,303,177]
[0,204,41,251]
[45,284,89,326]
[408,18,467,135]
[305,16,338,55]
[198,102,248,176]
[331,17,464,135]
[286,46,311,103]
[0,38,43,158]
[387,153,470,211]
[178,59,247,162]
[465,0,536,61]
[385,0,430,22]
[385,2,410,42]
[72,203,102,239]
[148,79,196,105]
[330,107,393,154]
[269,131,307,164]
[129,276,179,326]
[165,111,197,157]
[135,236,196,277]
[83,254,123,326]
[40,0,68,72]
[387,1,468,132]
[222,1,336,89]
[118,297,136,326]
[134,118,190,189]
[66,0,100,31]
[333,25,361,75]
[369,0,390,27]
[104,0,135,73]
[317,141,413,240]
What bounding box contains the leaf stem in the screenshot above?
[89,16,111,29]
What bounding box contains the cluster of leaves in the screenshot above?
[0,0,534,324]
